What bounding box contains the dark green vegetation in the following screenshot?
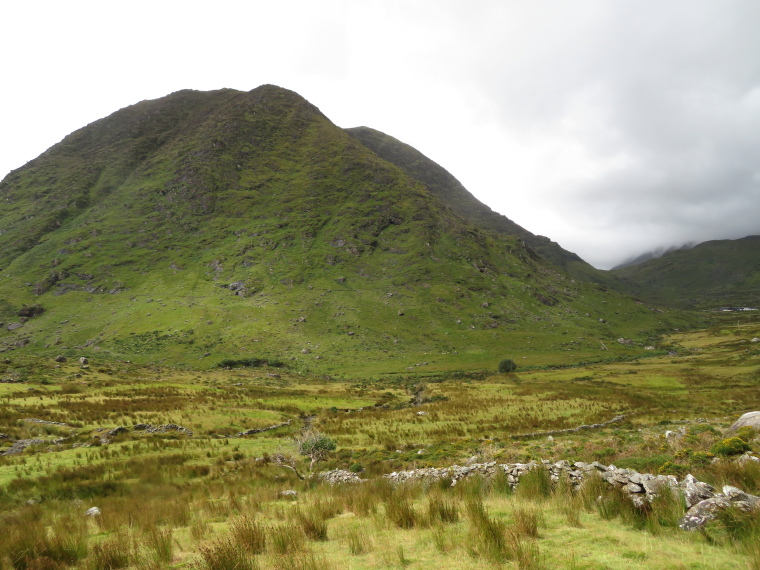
[609,236,760,309]
[0,85,698,373]
[1,320,759,568]
[344,127,603,283]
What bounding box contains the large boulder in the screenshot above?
[727,411,760,432]
[682,474,716,509]
[679,496,732,531]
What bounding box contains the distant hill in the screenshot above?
[0,85,693,371]
[609,235,760,309]
[611,244,695,270]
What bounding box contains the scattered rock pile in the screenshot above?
[317,469,363,484]
[1,438,48,456]
[235,420,292,437]
[23,418,68,426]
[509,415,627,440]
[132,423,193,436]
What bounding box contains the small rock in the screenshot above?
[85,507,101,517]
[79,357,89,365]
[279,490,298,498]
[54,355,67,363]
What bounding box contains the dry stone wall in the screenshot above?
[318,458,760,531]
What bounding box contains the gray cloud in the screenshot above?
[465,0,760,267]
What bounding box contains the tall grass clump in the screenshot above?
[513,506,541,538]
[385,494,419,529]
[197,539,258,570]
[553,474,582,527]
[515,468,551,502]
[345,526,373,555]
[143,526,173,566]
[0,510,89,570]
[88,531,133,570]
[230,516,266,554]
[293,507,328,541]
[268,523,305,554]
[427,493,459,524]
[465,497,510,563]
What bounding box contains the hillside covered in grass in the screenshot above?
[609,235,760,309]
[0,85,695,372]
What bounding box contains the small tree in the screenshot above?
[498,358,517,373]
[296,430,336,471]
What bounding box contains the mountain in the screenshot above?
[344,127,608,284]
[611,243,695,271]
[609,235,760,309]
[0,85,691,372]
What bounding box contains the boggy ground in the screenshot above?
[0,315,759,568]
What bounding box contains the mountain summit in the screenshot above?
[0,85,689,372]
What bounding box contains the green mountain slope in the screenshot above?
[344,126,611,284]
[609,235,760,309]
[0,85,692,373]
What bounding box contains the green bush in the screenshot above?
[690,451,715,466]
[658,461,688,477]
[736,426,757,444]
[711,437,751,457]
[497,359,517,373]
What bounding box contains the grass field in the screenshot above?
[1,314,759,568]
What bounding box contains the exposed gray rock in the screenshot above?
[54,355,67,363]
[23,418,68,426]
[235,420,291,437]
[722,485,760,508]
[679,496,732,530]
[317,470,362,485]
[727,411,760,432]
[682,474,716,508]
[1,438,47,456]
[85,507,101,517]
[6,323,22,331]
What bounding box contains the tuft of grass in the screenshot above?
[144,526,173,566]
[293,507,329,541]
[346,525,373,555]
[427,493,459,524]
[88,532,133,570]
[230,515,266,554]
[197,538,258,570]
[268,523,305,554]
[515,468,551,501]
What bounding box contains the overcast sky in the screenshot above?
[2,1,759,269]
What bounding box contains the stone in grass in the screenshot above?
[85,507,101,517]
[279,490,298,498]
[682,474,715,509]
[727,411,760,433]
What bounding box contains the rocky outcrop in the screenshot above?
[727,411,760,432]
[1,438,48,456]
[679,485,760,530]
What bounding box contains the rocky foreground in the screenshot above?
[317,456,760,531]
